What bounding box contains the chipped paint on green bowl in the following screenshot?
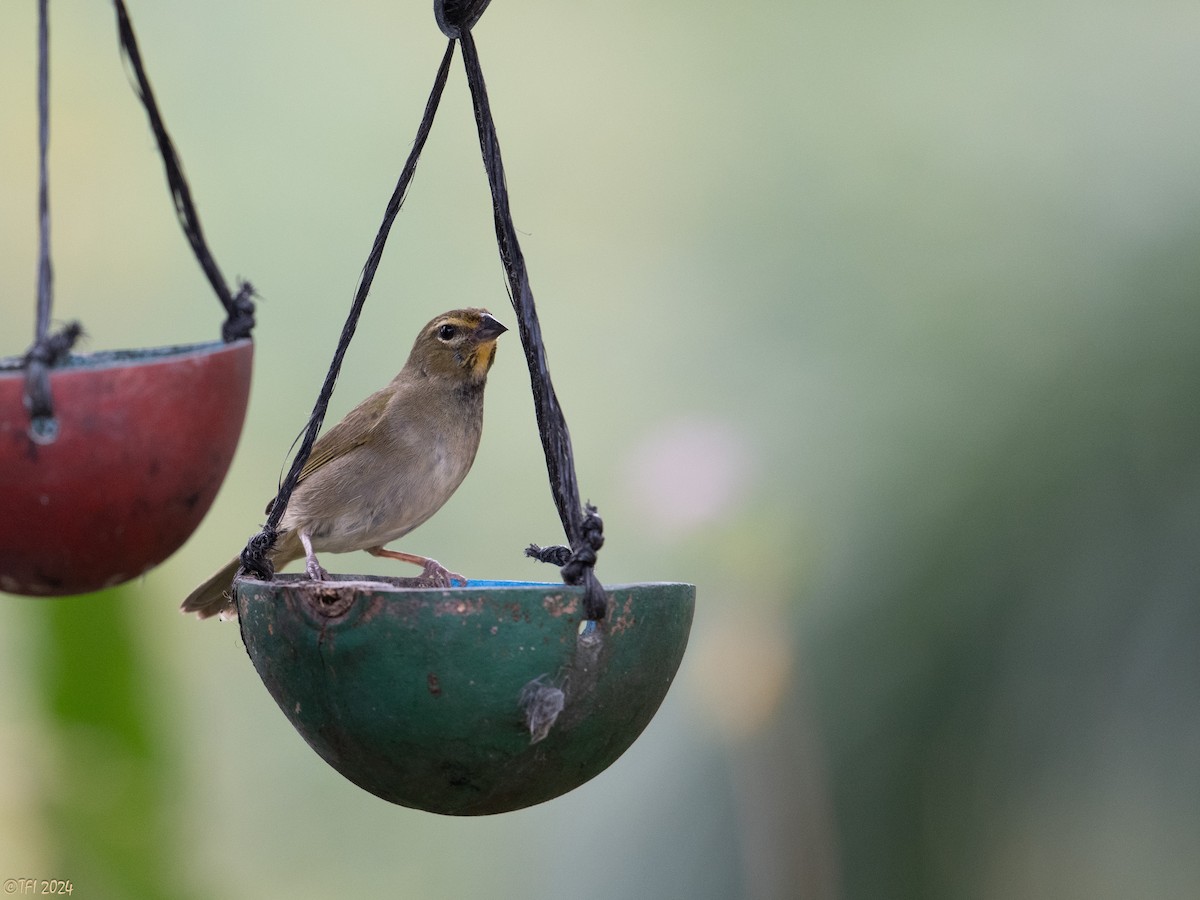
[235,576,695,815]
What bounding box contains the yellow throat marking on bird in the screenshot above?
[473,340,499,380]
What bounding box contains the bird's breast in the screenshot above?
[283,403,482,554]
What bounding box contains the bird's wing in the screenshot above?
[264,389,392,515]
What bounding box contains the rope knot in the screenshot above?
[526,504,607,620]
[239,527,279,581]
[524,543,571,566]
[24,320,83,368]
[221,280,258,343]
[22,321,84,443]
[560,504,604,583]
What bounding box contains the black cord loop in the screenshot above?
[20,1,254,439]
[434,0,493,39]
[239,13,607,619]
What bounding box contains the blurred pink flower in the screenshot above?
[623,416,754,536]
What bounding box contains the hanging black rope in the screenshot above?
[22,0,82,444]
[21,1,253,439]
[458,30,607,620]
[239,40,458,580]
[112,0,255,342]
[34,0,55,348]
[240,8,606,620]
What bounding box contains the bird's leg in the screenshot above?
[366,546,466,586]
[300,531,329,581]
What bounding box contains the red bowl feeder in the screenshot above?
[0,339,253,596]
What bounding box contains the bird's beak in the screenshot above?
[475,313,508,341]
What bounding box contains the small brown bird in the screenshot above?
[181,307,507,619]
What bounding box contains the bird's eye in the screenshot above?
[437,324,458,341]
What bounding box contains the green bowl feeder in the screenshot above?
[230,0,693,815]
[236,576,695,815]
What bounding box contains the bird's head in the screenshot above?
[405,308,508,384]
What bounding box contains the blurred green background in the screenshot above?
[3,1,1200,897]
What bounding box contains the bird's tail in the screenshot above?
[181,532,304,619]
[180,555,242,619]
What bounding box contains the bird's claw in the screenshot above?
[306,558,329,581]
[421,558,466,587]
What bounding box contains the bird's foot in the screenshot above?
[305,557,329,581]
[300,533,328,581]
[365,546,465,587]
[420,558,467,587]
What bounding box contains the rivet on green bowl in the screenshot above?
[236,576,696,815]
